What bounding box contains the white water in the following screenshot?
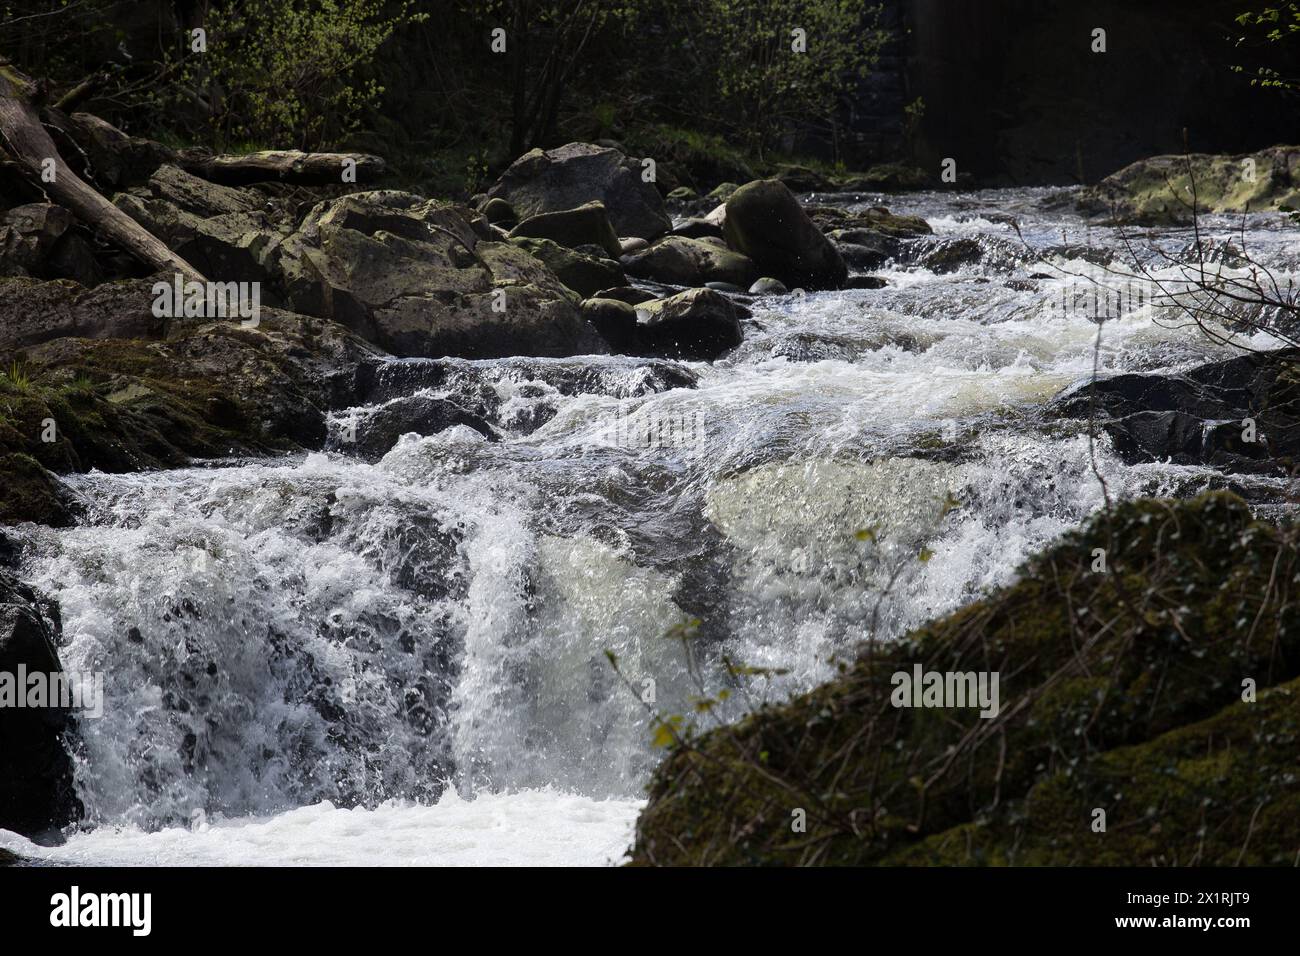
[3,187,1296,865]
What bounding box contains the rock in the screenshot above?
[275,191,605,358]
[0,204,74,276]
[619,237,649,255]
[138,164,259,219]
[1078,146,1300,224]
[0,454,79,527]
[0,569,81,840]
[592,286,658,305]
[481,197,517,226]
[667,186,699,202]
[704,281,746,294]
[809,205,932,237]
[345,395,497,460]
[509,236,625,298]
[836,242,891,270]
[843,275,888,290]
[1049,348,1300,473]
[0,303,380,498]
[631,491,1300,866]
[917,236,985,273]
[723,180,847,290]
[622,235,757,288]
[485,142,672,240]
[706,182,741,202]
[581,297,640,352]
[507,201,622,259]
[114,191,284,288]
[0,276,167,350]
[669,217,725,240]
[633,288,748,361]
[748,277,788,295]
[57,112,171,188]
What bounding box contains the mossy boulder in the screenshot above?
[631,491,1300,865]
[0,309,380,524]
[1078,145,1300,225]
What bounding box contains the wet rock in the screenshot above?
[748,277,788,295]
[622,235,757,288]
[619,237,649,255]
[485,142,672,240]
[723,180,846,290]
[507,201,622,259]
[633,288,748,361]
[843,275,888,290]
[581,297,640,352]
[346,395,497,460]
[1049,348,1300,473]
[0,569,81,841]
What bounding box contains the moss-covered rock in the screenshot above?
[0,309,380,525]
[630,491,1300,865]
[1078,145,1300,225]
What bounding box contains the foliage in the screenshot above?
[193,0,427,150]
[1232,3,1300,91]
[683,0,885,154]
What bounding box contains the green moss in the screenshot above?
[630,491,1300,866]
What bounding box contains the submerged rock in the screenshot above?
[631,491,1300,866]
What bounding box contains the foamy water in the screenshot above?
[3,187,1295,864]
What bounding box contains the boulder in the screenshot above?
[581,297,640,353]
[669,217,725,241]
[748,277,788,295]
[0,204,74,276]
[1078,145,1300,224]
[622,235,757,289]
[1049,348,1300,473]
[480,197,517,226]
[0,276,167,350]
[0,569,81,841]
[509,236,625,298]
[633,288,748,361]
[507,201,622,259]
[723,180,847,290]
[275,191,605,358]
[344,395,497,460]
[485,142,672,240]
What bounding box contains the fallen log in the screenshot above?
[0,62,205,284]
[177,149,386,186]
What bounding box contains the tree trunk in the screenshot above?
[0,63,206,284]
[176,149,386,186]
